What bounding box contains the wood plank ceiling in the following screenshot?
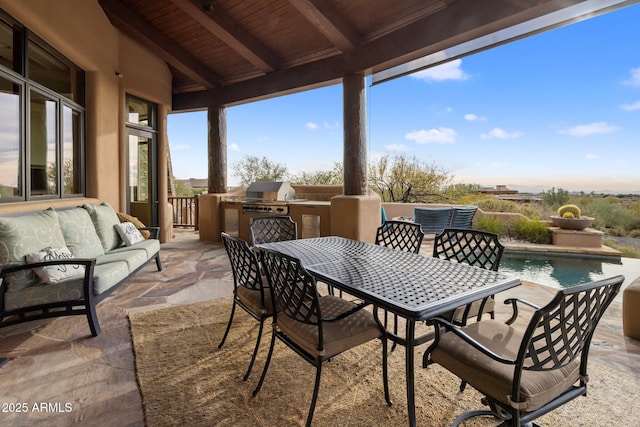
[98,0,587,110]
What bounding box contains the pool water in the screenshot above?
[500,253,640,297]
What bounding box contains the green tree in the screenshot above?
[541,187,569,208]
[292,162,343,185]
[231,155,289,186]
[367,154,452,202]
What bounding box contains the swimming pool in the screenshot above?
[500,252,640,298]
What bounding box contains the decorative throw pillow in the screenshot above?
[25,246,85,283]
[116,212,150,239]
[115,222,145,246]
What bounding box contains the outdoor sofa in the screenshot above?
[0,203,162,336]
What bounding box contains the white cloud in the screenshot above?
[558,121,619,136]
[621,100,640,111]
[405,127,456,144]
[229,143,240,151]
[410,59,469,82]
[306,121,339,130]
[171,144,191,150]
[465,113,487,122]
[585,153,599,160]
[323,121,340,130]
[480,128,523,139]
[623,67,640,86]
[385,143,410,152]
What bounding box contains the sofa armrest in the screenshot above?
[138,226,160,240]
[1,258,96,276]
[2,258,95,282]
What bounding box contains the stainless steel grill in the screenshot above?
[242,182,296,215]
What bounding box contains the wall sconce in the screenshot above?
[115,71,124,79]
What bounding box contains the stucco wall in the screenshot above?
[0,0,174,241]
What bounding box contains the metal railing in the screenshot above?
[169,195,199,230]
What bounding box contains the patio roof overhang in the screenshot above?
[97,0,637,110]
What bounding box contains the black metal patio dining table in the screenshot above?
[256,236,521,427]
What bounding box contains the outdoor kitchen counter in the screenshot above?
[287,201,331,238]
[286,200,331,206]
[220,199,331,241]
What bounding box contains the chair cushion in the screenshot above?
[277,295,381,358]
[431,319,581,412]
[236,283,272,316]
[448,297,495,323]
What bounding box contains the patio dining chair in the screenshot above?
[450,205,477,229]
[423,275,623,427]
[413,206,455,236]
[254,248,391,427]
[375,220,425,254]
[432,228,505,325]
[218,232,272,381]
[249,215,297,246]
[375,220,424,349]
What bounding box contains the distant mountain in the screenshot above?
[504,184,640,196]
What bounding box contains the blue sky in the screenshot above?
[168,4,640,193]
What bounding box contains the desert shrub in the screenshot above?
[473,215,506,236]
[511,217,552,244]
[475,198,521,213]
[475,198,545,220]
[603,238,640,258]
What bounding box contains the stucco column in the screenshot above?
[331,74,380,243]
[200,105,227,241]
[342,74,367,195]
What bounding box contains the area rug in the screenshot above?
[129,297,639,426]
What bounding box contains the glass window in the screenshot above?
[28,37,83,105]
[62,106,82,195]
[0,9,85,202]
[0,16,21,73]
[127,97,152,127]
[30,90,57,195]
[128,134,151,203]
[0,75,21,199]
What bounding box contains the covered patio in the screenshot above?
[1,1,640,425]
[0,230,638,425]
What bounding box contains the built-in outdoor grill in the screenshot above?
[221,181,334,242]
[241,181,296,215]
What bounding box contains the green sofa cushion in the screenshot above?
[109,238,160,259]
[92,261,130,295]
[3,276,85,311]
[83,202,123,252]
[0,208,67,292]
[96,249,149,272]
[56,207,105,258]
[3,260,131,310]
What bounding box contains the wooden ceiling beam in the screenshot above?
[98,0,220,89]
[173,0,584,109]
[288,0,360,52]
[170,0,280,73]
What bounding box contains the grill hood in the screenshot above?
[245,181,295,201]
